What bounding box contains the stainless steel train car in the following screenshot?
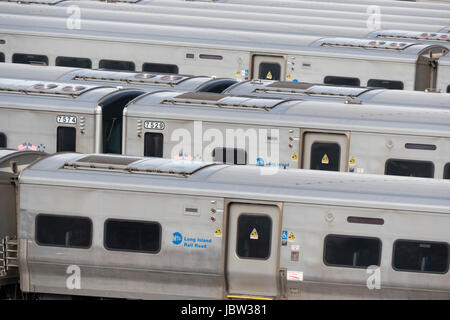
[223,79,450,103]
[15,153,450,299]
[0,64,237,93]
[0,14,448,91]
[122,90,450,179]
[3,2,448,41]
[46,0,450,27]
[0,149,47,291]
[0,75,236,154]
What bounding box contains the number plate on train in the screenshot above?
[144,121,165,130]
[56,115,77,124]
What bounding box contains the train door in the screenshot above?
[302,132,348,172]
[97,90,145,154]
[251,54,286,81]
[415,46,448,91]
[226,203,281,299]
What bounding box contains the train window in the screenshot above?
[444,163,450,179]
[0,52,4,63]
[142,63,179,74]
[144,132,164,158]
[393,240,448,274]
[236,214,272,260]
[212,147,247,165]
[258,62,281,80]
[310,142,340,171]
[56,56,92,68]
[324,76,360,87]
[367,79,404,90]
[385,159,434,178]
[324,235,381,268]
[447,85,450,93]
[12,53,48,66]
[99,59,135,71]
[57,127,76,152]
[0,133,6,148]
[36,214,92,249]
[104,219,161,254]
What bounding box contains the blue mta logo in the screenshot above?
[256,158,265,166]
[172,232,182,245]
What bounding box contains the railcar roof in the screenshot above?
[127,91,450,137]
[21,153,450,214]
[0,79,128,113]
[224,80,450,108]
[0,14,437,61]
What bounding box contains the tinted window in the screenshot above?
[0,133,6,148]
[36,214,92,248]
[57,127,76,152]
[393,240,448,274]
[104,219,161,253]
[310,142,340,171]
[56,56,92,68]
[447,85,450,93]
[385,159,434,178]
[144,132,164,158]
[0,52,4,63]
[368,79,404,90]
[142,63,178,74]
[13,53,48,66]
[99,59,135,71]
[212,147,247,165]
[324,76,360,86]
[236,214,272,259]
[258,62,281,80]
[444,163,450,179]
[324,235,381,268]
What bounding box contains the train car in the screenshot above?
[0,64,237,93]
[122,90,450,179]
[0,149,47,293]
[0,74,235,154]
[223,80,450,105]
[2,2,448,40]
[16,153,450,299]
[0,15,448,91]
[49,0,450,27]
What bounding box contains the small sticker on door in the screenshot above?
[288,232,296,242]
[266,71,273,80]
[349,156,355,166]
[214,227,222,237]
[291,152,298,161]
[250,228,259,240]
[321,154,329,164]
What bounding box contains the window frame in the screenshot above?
[99,59,135,71]
[324,76,361,87]
[392,239,449,274]
[235,214,272,261]
[142,62,179,74]
[103,218,162,254]
[57,126,77,152]
[35,213,93,249]
[12,53,49,66]
[384,158,435,178]
[56,56,92,68]
[367,79,404,90]
[212,147,248,165]
[323,234,382,269]
[0,132,6,148]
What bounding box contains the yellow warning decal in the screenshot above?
[250,228,259,240]
[321,154,329,164]
[214,227,222,237]
[291,152,298,161]
[349,156,355,165]
[266,71,273,80]
[236,70,241,76]
[288,232,296,242]
[286,74,291,80]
